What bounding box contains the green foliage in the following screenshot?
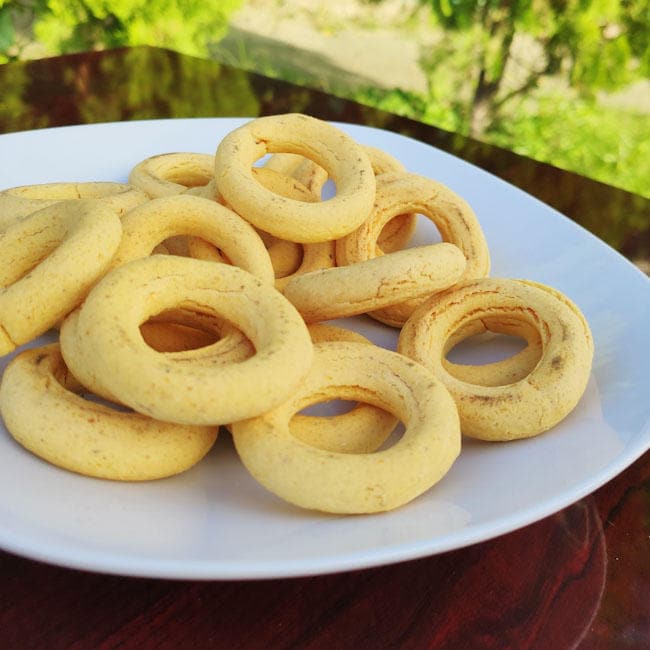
[1,0,243,59]
[0,3,15,62]
[352,83,650,199]
[488,94,650,198]
[419,0,649,135]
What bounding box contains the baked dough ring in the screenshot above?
[214,113,375,243]
[128,152,215,198]
[397,278,594,440]
[61,255,313,425]
[283,242,466,323]
[0,200,122,355]
[0,344,218,480]
[0,182,148,229]
[231,342,461,514]
[110,194,275,285]
[287,324,397,454]
[337,171,490,327]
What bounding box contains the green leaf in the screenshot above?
[440,0,453,17]
[0,7,15,52]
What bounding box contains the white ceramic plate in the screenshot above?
[1,118,648,580]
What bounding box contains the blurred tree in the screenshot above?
[419,0,650,137]
[0,0,242,61]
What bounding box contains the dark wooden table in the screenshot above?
[1,46,648,649]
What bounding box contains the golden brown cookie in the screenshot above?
[0,200,122,355]
[232,341,461,513]
[0,181,148,229]
[0,344,218,480]
[214,114,376,243]
[60,255,313,425]
[398,277,594,440]
[128,152,215,198]
[283,243,466,323]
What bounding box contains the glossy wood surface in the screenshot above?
[0,47,648,649]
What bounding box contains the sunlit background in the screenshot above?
[1,0,648,199]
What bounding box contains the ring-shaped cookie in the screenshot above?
[214,113,375,243]
[231,342,461,514]
[283,242,466,323]
[397,278,594,441]
[0,344,218,480]
[110,194,275,285]
[0,182,148,229]
[61,255,313,425]
[128,152,215,198]
[336,171,490,327]
[0,200,122,355]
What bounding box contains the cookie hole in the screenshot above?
[253,157,325,203]
[291,399,403,455]
[444,329,541,387]
[298,399,357,417]
[446,332,529,366]
[79,392,135,414]
[384,212,443,252]
[140,309,225,353]
[151,235,196,258]
[164,168,212,189]
[179,236,232,264]
[320,178,337,200]
[254,154,272,168]
[376,213,418,254]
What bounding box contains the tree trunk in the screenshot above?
[468,5,516,138]
[469,70,499,138]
